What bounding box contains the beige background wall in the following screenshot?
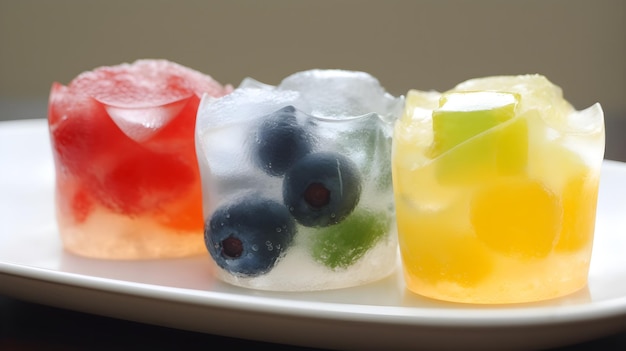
[0,0,624,120]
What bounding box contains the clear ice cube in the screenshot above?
[195,69,403,291]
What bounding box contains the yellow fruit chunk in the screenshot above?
[397,208,493,288]
[555,173,599,252]
[470,178,561,258]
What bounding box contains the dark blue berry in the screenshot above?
[283,152,361,227]
[253,105,314,176]
[205,195,296,276]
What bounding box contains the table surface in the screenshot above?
[1,116,625,351]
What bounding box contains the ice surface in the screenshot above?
[196,88,300,131]
[566,103,604,134]
[279,69,403,121]
[106,99,187,142]
[68,59,233,144]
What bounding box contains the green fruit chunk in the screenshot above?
[429,91,528,183]
[429,91,519,157]
[311,210,390,269]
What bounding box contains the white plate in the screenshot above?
[1,119,626,351]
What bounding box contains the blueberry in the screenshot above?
[253,105,314,176]
[205,195,296,276]
[283,152,361,227]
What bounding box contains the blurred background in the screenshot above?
[1,2,625,348]
[1,0,624,124]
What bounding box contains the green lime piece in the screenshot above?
[429,91,519,158]
[429,91,528,184]
[311,210,390,269]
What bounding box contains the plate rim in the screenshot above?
[3,258,626,326]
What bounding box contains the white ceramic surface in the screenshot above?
[1,119,625,351]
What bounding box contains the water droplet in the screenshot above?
[276,227,282,233]
[251,244,259,251]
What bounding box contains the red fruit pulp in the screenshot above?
[49,60,231,233]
